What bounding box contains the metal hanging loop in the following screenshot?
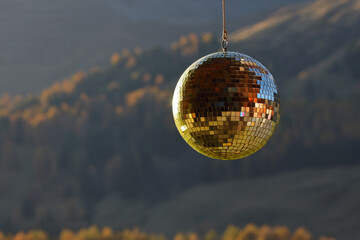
[222,38,229,52]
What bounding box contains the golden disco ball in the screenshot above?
[172,52,280,160]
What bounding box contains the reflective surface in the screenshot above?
[172,52,280,160]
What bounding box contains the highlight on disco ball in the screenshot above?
[172,52,280,160]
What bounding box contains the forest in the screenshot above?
[0,224,335,240]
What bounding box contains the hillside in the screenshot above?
[0,0,359,237]
[94,165,359,240]
[106,0,311,23]
[230,0,360,99]
[0,0,311,94]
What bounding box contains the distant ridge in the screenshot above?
[230,0,360,42]
[229,0,360,99]
[0,0,311,94]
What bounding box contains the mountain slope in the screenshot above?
[230,0,360,99]
[93,165,360,240]
[0,0,312,94]
[105,0,311,23]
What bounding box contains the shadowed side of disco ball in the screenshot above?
[172,52,280,160]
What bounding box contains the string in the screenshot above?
[222,0,229,52]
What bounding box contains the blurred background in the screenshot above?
[0,0,359,239]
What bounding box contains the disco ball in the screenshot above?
[172,52,280,160]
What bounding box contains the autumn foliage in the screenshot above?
[0,225,335,240]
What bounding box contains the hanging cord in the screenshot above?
[222,0,229,52]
